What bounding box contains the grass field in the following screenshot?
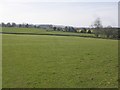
[2,28,118,88]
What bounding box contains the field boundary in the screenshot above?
[1,31,95,38]
[0,27,2,89]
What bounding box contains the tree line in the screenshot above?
[92,18,119,39]
[0,22,92,33]
[1,22,40,28]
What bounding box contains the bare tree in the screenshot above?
[94,18,103,28]
[93,18,103,37]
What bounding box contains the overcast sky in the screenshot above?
[0,0,119,27]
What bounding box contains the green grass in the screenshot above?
[2,28,118,88]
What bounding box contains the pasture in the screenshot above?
[2,28,118,88]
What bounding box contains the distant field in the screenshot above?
[2,27,118,88]
[2,27,95,37]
